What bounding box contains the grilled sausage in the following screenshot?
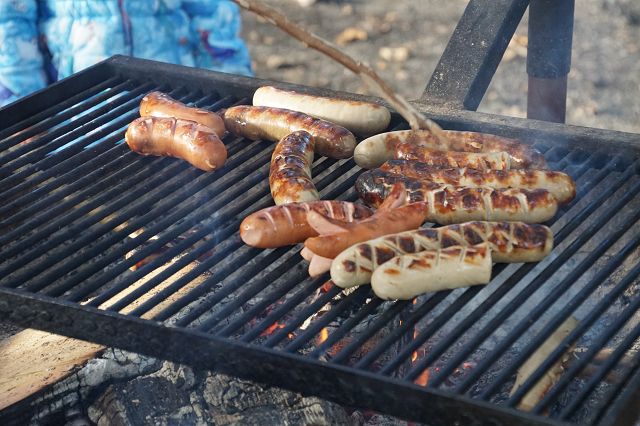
[269,131,319,205]
[125,117,227,172]
[353,129,547,169]
[356,170,558,224]
[304,202,428,259]
[331,221,553,288]
[371,244,492,300]
[380,160,576,204]
[240,200,373,248]
[140,91,226,136]
[253,86,391,136]
[223,105,357,159]
[395,143,514,170]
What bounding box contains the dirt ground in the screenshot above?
[241,0,640,134]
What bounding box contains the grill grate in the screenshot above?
[1,56,640,426]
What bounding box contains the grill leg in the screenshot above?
[527,0,575,123]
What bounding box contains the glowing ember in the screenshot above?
[411,351,418,362]
[260,322,286,336]
[414,369,430,387]
[321,281,334,293]
[318,327,329,344]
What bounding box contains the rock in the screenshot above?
[335,27,369,46]
[378,46,411,62]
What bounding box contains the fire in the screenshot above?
[414,369,430,387]
[410,327,429,386]
[318,327,329,344]
[260,322,286,336]
[321,281,333,293]
[411,351,418,362]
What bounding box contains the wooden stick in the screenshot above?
[233,0,446,141]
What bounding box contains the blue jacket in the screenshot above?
[0,0,252,106]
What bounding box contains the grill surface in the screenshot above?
[1,56,640,425]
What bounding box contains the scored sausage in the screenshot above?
[304,202,428,259]
[239,200,373,248]
[125,117,227,172]
[355,170,558,224]
[269,131,319,205]
[253,86,391,137]
[371,243,492,300]
[395,143,514,170]
[223,105,357,159]
[140,91,226,136]
[380,159,576,204]
[353,129,547,169]
[331,221,553,288]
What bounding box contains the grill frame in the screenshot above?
[1,55,640,425]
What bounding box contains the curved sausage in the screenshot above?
[371,244,492,300]
[331,221,553,288]
[395,143,514,170]
[125,117,227,172]
[270,131,319,205]
[353,129,546,169]
[140,91,226,136]
[253,86,391,136]
[355,170,558,224]
[380,159,576,204]
[223,105,357,159]
[239,200,373,248]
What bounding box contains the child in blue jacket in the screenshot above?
[0,0,252,106]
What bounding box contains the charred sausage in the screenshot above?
[125,117,227,172]
[223,105,357,159]
[395,143,514,170]
[269,131,319,205]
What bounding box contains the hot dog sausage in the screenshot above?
[395,143,514,170]
[353,129,547,169]
[239,200,373,248]
[355,170,558,224]
[371,244,492,300]
[125,117,227,172]
[253,86,391,137]
[303,202,428,259]
[223,105,357,159]
[140,91,226,136]
[331,221,553,288]
[380,159,576,204]
[269,131,319,205]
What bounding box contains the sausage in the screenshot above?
[355,170,558,224]
[223,105,357,159]
[303,202,428,259]
[395,143,514,170]
[353,129,547,169]
[253,86,391,137]
[371,244,492,300]
[331,221,553,288]
[140,91,226,136]
[269,131,319,205]
[380,159,576,204]
[239,200,373,248]
[125,117,227,172]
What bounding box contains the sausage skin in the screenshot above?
[125,117,227,172]
[223,105,357,159]
[395,143,514,170]
[371,244,492,300]
[355,170,558,224]
[353,129,547,169]
[140,91,226,136]
[240,200,373,248]
[269,131,319,205]
[331,221,553,288]
[380,159,576,204]
[253,86,391,136]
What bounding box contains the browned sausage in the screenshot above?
[125,117,227,172]
[269,131,319,205]
[140,91,226,136]
[239,200,373,248]
[223,105,357,159]
[394,143,515,170]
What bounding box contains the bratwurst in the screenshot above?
[223,105,357,159]
[269,131,319,205]
[395,143,515,170]
[125,117,227,172]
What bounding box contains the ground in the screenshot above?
[240,0,640,134]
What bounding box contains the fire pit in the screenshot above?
[1,53,639,425]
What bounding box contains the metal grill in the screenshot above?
[1,56,640,426]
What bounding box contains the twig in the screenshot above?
[233,0,446,141]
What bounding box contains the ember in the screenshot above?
[260,322,286,336]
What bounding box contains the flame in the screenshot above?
[414,369,430,387]
[411,351,418,362]
[319,327,329,344]
[260,322,286,336]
